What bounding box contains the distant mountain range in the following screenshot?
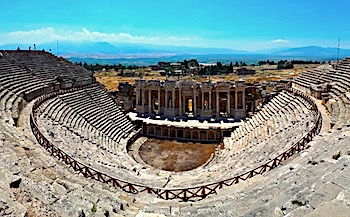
[270,46,350,58]
[1,41,349,65]
[0,41,248,56]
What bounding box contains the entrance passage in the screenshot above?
[139,139,215,172]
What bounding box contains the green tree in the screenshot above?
[184,60,189,69]
[168,66,175,75]
[277,60,294,69]
[228,61,233,73]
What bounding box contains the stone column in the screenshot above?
[235,91,237,110]
[201,91,204,110]
[172,89,175,108]
[209,91,212,110]
[242,89,245,110]
[227,91,230,115]
[165,90,168,108]
[142,89,145,107]
[183,93,186,115]
[193,89,197,116]
[148,89,152,113]
[216,91,219,116]
[136,89,139,106]
[179,88,182,116]
[158,88,161,112]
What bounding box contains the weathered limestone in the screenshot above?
[1,51,350,216]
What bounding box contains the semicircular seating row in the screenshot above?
[155,61,350,215]
[0,55,53,125]
[139,61,350,214]
[293,58,350,128]
[0,51,324,191]
[0,50,95,126]
[3,51,94,85]
[35,86,316,189]
[1,52,350,215]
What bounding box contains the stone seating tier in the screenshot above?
[34,87,317,189]
[1,51,94,87]
[293,60,350,130]
[1,53,350,215]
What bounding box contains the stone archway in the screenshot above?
[170,128,175,137]
[208,131,215,140]
[184,129,191,139]
[163,127,169,137]
[155,127,161,136]
[200,131,207,140]
[149,126,155,135]
[193,131,199,140]
[220,99,227,113]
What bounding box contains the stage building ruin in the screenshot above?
[120,79,260,119]
[119,79,262,142]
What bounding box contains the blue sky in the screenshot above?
[0,0,349,50]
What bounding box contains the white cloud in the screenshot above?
[272,39,289,43]
[0,28,301,50]
[0,27,200,45]
[63,28,160,43]
[168,36,200,41]
[4,27,60,44]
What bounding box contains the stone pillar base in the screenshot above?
[201,110,213,118]
[234,109,246,119]
[230,109,235,117]
[165,108,176,117]
[136,105,150,115]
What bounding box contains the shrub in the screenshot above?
[291,200,305,206]
[91,204,97,213]
[332,151,341,160]
[308,160,318,165]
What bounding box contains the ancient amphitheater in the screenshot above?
[0,50,349,217]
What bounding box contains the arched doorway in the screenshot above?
[208,131,215,140]
[220,99,227,113]
[163,128,169,137]
[170,128,175,137]
[185,130,191,139]
[149,126,154,135]
[193,131,199,140]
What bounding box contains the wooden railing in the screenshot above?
[30,86,322,201]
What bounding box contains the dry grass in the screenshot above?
[139,139,215,172]
[243,64,320,84]
[94,69,166,91]
[94,64,321,91]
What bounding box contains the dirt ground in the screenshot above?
[139,139,215,172]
